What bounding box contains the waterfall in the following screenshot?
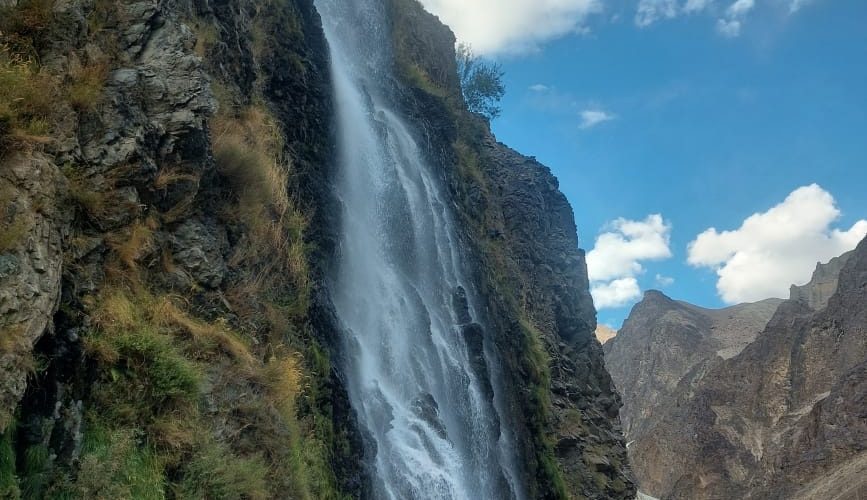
[314,0,524,498]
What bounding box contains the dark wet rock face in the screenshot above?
[477,139,632,498]
[607,242,867,499]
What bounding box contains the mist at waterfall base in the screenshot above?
[314,0,525,498]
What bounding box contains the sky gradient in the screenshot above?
[421,0,867,328]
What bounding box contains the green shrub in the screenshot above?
[86,289,202,416]
[0,426,19,499]
[70,417,166,499]
[88,328,200,412]
[456,43,505,120]
[20,444,52,499]
[178,441,268,500]
[520,318,552,412]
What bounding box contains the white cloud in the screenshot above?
[716,18,742,36]
[588,215,673,281]
[580,109,616,129]
[655,274,675,287]
[716,0,754,37]
[635,0,679,27]
[687,184,867,304]
[727,0,755,16]
[683,0,714,13]
[636,0,713,27]
[587,215,673,309]
[418,0,602,54]
[788,0,815,13]
[529,84,550,92]
[592,278,642,309]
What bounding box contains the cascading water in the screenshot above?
[314,1,524,498]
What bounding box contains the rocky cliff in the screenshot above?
[604,291,782,442]
[607,242,866,499]
[1,0,360,497]
[0,0,632,497]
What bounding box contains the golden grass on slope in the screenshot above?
[0,43,54,150]
[68,60,108,112]
[212,104,311,321]
[153,295,255,365]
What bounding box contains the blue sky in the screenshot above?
[420,0,867,328]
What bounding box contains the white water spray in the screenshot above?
[314,0,524,498]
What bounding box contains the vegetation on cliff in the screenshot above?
[455,43,505,120]
[0,0,351,497]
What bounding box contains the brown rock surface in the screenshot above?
[606,241,867,499]
[595,324,617,345]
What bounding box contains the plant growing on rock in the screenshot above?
[456,43,505,120]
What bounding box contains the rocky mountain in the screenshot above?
[0,0,632,497]
[605,291,782,442]
[606,242,866,499]
[595,324,617,345]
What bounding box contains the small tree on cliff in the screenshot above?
[456,43,505,120]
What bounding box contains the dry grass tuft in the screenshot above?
[0,324,26,357]
[0,219,26,252]
[68,60,108,112]
[212,104,311,321]
[0,42,55,151]
[260,350,305,421]
[107,217,158,271]
[0,186,28,252]
[152,295,254,365]
[154,167,199,191]
[0,0,55,57]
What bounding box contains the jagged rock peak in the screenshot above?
[789,250,853,310]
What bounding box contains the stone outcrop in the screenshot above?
[607,241,867,499]
[789,251,852,310]
[0,154,69,431]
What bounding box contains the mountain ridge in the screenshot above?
[606,241,866,499]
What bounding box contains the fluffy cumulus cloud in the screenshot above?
[590,278,642,310]
[587,215,673,309]
[418,0,601,54]
[580,109,616,129]
[688,184,867,304]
